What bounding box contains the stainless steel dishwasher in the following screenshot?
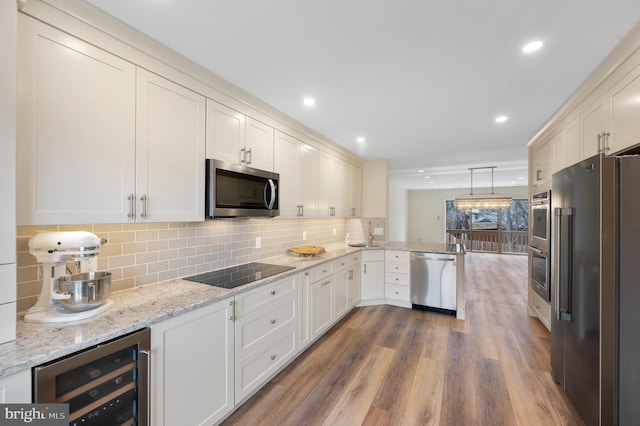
[410,252,457,313]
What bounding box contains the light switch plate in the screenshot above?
[302,231,307,241]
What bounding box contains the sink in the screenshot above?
[348,242,382,248]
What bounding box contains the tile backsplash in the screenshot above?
[16,217,385,314]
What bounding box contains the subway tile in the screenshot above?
[136,252,158,265]
[109,231,136,243]
[122,242,147,255]
[148,261,169,274]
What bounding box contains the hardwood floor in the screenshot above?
[222,253,585,426]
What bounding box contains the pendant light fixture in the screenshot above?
[454,167,513,211]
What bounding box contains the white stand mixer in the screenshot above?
[24,231,114,323]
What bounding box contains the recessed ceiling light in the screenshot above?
[518,176,524,180]
[429,181,435,184]
[417,169,424,173]
[356,136,365,143]
[495,115,508,123]
[303,97,316,107]
[423,176,431,179]
[522,40,543,53]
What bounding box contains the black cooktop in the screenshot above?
[183,262,295,289]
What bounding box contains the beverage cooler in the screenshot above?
[33,328,150,426]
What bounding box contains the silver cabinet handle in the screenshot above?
[363,264,367,274]
[270,290,276,295]
[270,355,276,361]
[246,148,252,165]
[229,300,235,321]
[127,194,136,218]
[140,194,148,218]
[270,319,276,324]
[597,133,602,153]
[351,208,356,217]
[321,280,330,286]
[603,132,610,152]
[240,147,246,164]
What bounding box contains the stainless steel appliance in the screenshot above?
[33,328,150,426]
[410,252,456,313]
[206,159,279,218]
[184,262,295,289]
[529,246,550,301]
[530,189,551,251]
[552,154,640,425]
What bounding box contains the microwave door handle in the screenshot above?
[264,179,276,210]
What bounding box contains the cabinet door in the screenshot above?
[245,117,274,171]
[608,64,640,154]
[136,69,206,222]
[333,269,349,319]
[530,140,552,188]
[564,117,581,167]
[310,277,334,339]
[347,266,361,307]
[151,299,234,426]
[273,131,300,218]
[0,370,31,403]
[361,261,385,300]
[206,99,245,164]
[297,271,312,350]
[16,16,136,225]
[344,163,362,217]
[297,144,319,218]
[580,96,606,159]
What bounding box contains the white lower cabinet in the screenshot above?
[234,276,298,403]
[385,250,411,306]
[529,289,551,331]
[360,251,385,302]
[0,369,31,403]
[310,275,334,340]
[151,299,234,426]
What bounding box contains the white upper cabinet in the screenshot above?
[580,95,607,159]
[245,117,274,172]
[607,62,640,154]
[135,69,206,222]
[530,139,552,188]
[564,117,581,168]
[17,16,205,224]
[273,131,319,218]
[318,152,344,217]
[17,16,136,225]
[206,99,274,171]
[344,162,362,217]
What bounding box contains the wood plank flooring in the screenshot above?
[222,253,585,426]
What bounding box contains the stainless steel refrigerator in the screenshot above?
[551,153,640,425]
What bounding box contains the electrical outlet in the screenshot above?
[255,236,261,249]
[333,228,336,236]
[302,231,307,241]
[374,227,384,236]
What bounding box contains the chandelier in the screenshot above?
[454,167,513,211]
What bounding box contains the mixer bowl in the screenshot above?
[56,272,111,312]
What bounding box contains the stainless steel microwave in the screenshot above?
[206,159,279,218]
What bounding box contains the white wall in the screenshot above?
[407,186,529,244]
[388,181,407,241]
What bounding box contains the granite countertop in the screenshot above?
[384,241,466,254]
[0,240,462,378]
[0,242,362,378]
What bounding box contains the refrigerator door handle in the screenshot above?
[554,207,574,321]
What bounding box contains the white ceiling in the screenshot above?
[86,0,640,189]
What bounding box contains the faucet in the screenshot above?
[368,221,375,245]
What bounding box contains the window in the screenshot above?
[445,199,528,254]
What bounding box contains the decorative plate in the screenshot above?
[289,245,326,257]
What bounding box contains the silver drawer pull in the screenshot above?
[270,319,276,324]
[270,290,276,295]
[321,280,330,286]
[270,355,276,361]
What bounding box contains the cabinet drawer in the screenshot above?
[385,284,410,302]
[311,262,334,283]
[385,272,409,286]
[347,253,360,267]
[362,250,384,262]
[235,325,297,402]
[235,275,296,317]
[385,261,409,275]
[385,250,409,263]
[235,294,296,360]
[334,257,349,272]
